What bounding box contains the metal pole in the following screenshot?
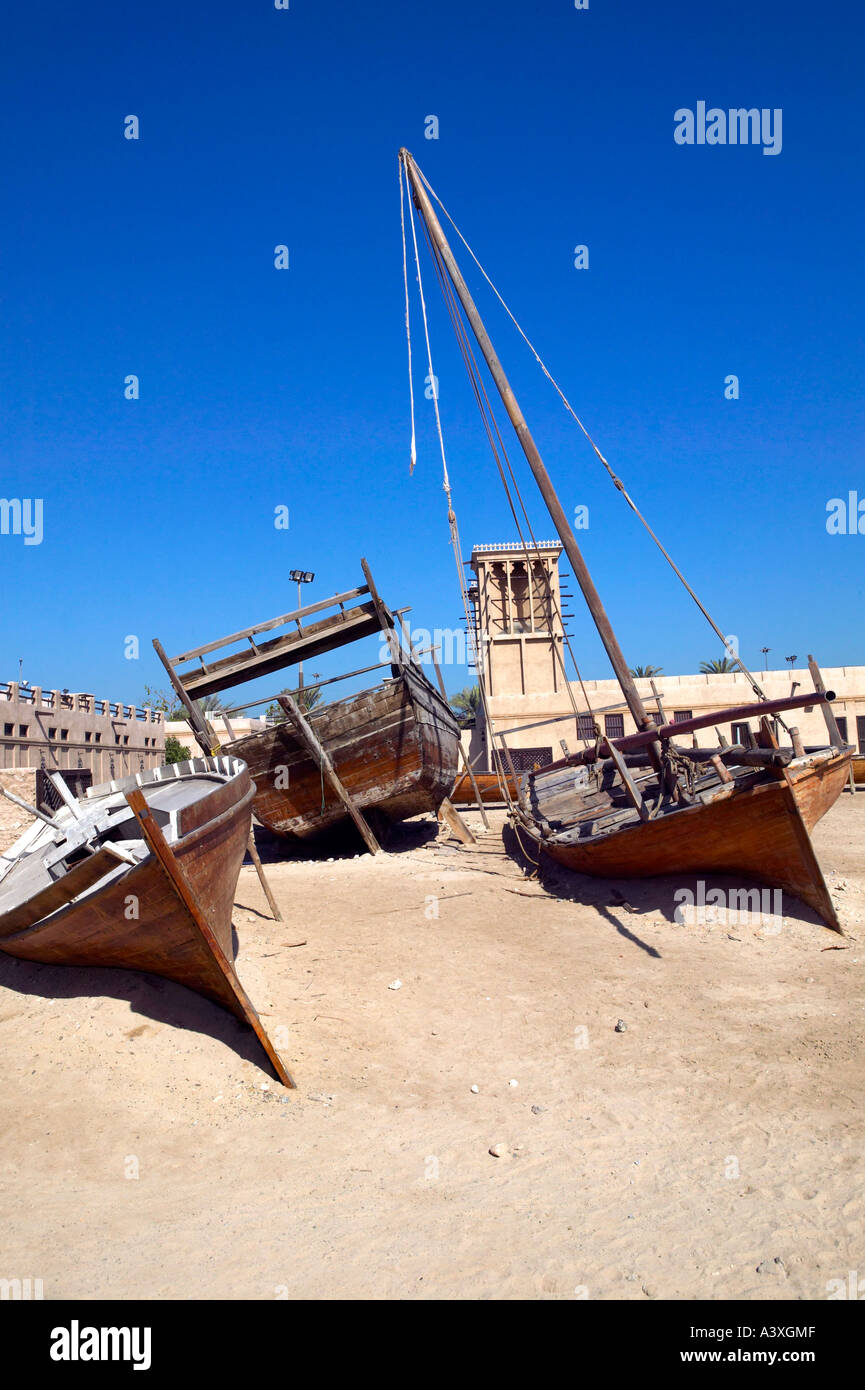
[401,151,655,740]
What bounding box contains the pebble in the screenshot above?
[470,1084,479,1093]
[489,1143,506,1158]
[615,1019,627,1032]
[388,980,402,990]
[509,1079,519,1088]
[531,1105,546,1115]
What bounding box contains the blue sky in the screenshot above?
[1,0,862,709]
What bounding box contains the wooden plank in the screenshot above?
[0,845,125,939]
[604,738,650,823]
[246,831,283,922]
[181,605,382,699]
[438,796,476,845]
[276,694,382,855]
[360,557,401,665]
[152,636,217,756]
[125,788,296,1087]
[169,586,369,664]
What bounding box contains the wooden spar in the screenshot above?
[542,689,836,772]
[808,654,855,794]
[276,694,382,855]
[152,636,216,756]
[125,787,296,1088]
[360,557,400,665]
[0,784,64,834]
[246,831,283,922]
[604,739,650,822]
[431,651,490,830]
[400,150,658,751]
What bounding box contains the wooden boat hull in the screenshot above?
[523,749,851,932]
[450,770,518,805]
[226,666,460,841]
[0,758,293,1084]
[853,756,865,785]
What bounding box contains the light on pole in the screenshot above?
[761,646,770,672]
[289,570,315,688]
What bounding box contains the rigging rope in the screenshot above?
[412,162,779,716]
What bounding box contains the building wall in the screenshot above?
[0,769,38,854]
[0,682,165,781]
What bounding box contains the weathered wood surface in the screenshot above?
[0,760,295,1085]
[853,756,865,785]
[449,771,519,805]
[522,748,849,931]
[225,666,460,841]
[179,602,383,700]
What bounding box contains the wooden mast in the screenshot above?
[400,149,657,741]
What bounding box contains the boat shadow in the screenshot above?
[501,824,830,950]
[0,948,276,1076]
[248,814,440,864]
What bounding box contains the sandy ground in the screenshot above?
[1,793,864,1302]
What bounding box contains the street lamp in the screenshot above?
[289,570,315,688]
[761,646,770,672]
[785,654,798,671]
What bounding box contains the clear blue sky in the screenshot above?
[1,0,862,708]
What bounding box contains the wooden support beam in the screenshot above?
[125,788,296,1088]
[438,796,476,845]
[604,739,650,822]
[431,651,490,831]
[152,636,217,756]
[246,831,283,922]
[276,694,382,856]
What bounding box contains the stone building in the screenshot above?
[466,542,865,770]
[0,682,165,851]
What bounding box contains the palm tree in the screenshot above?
[449,684,480,726]
[629,665,663,679]
[266,685,323,721]
[699,657,737,674]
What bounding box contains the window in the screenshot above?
[123,735,129,746]
[673,710,692,723]
[60,729,69,741]
[18,725,27,737]
[576,714,595,740]
[114,734,121,745]
[605,713,625,740]
[48,727,57,740]
[509,746,554,772]
[858,716,865,755]
[94,733,102,744]
[84,731,92,743]
[3,723,12,737]
[835,716,849,743]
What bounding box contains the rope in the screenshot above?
[413,162,780,716]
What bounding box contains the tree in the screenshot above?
[699,657,737,674]
[164,735,192,764]
[629,665,663,679]
[266,686,323,722]
[141,684,175,714]
[449,684,480,726]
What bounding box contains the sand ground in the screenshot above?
[1,794,863,1301]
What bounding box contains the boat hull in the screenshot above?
[227,667,460,841]
[450,771,518,805]
[0,758,293,1084]
[523,750,851,931]
[853,756,865,785]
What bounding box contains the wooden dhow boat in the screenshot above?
[0,758,294,1085]
[155,558,463,854]
[398,148,852,931]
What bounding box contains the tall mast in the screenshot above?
[400,149,655,735]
